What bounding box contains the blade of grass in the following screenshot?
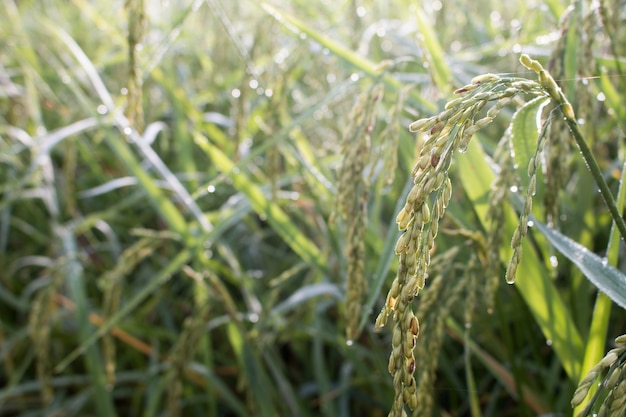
[262,349,306,417]
[357,177,410,333]
[464,325,482,417]
[188,363,249,417]
[415,7,453,92]
[313,317,335,417]
[597,72,626,134]
[447,319,549,415]
[530,217,626,310]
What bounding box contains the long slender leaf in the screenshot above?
[531,217,626,310]
[415,7,453,92]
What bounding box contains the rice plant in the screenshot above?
[1,0,625,416]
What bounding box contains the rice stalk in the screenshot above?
[333,82,383,342]
[377,73,528,415]
[126,0,146,133]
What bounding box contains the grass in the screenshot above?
[1,0,626,416]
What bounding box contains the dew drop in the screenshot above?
[510,185,518,193]
[549,255,558,267]
[346,339,354,347]
[97,104,108,115]
[546,339,553,346]
[249,313,259,323]
[207,185,216,193]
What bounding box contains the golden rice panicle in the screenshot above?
[28,260,67,406]
[333,83,383,342]
[598,0,620,48]
[100,237,159,386]
[378,72,546,416]
[485,132,515,309]
[166,269,211,417]
[379,87,408,186]
[506,115,550,284]
[332,84,382,222]
[125,0,146,133]
[413,250,468,417]
[345,198,368,342]
[29,287,55,405]
[542,14,570,227]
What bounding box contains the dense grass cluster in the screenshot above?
[1,0,625,416]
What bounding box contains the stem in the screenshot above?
[562,111,626,242]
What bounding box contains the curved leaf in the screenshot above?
[532,217,626,310]
[270,283,343,317]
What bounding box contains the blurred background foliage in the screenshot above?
[0,0,625,416]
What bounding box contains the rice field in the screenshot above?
[1,0,625,416]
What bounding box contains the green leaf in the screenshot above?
[510,96,550,188]
[415,7,452,92]
[531,217,626,310]
[598,72,626,134]
[270,282,342,317]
